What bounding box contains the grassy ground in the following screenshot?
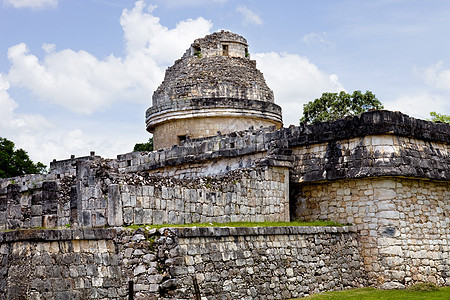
[296,286,450,300]
[125,220,344,229]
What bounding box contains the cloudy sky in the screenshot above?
[1,0,450,166]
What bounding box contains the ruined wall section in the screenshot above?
[285,110,449,288]
[116,126,286,175]
[182,30,248,58]
[291,135,450,183]
[0,226,366,300]
[287,110,450,183]
[0,173,75,230]
[0,153,105,231]
[107,166,289,226]
[0,228,122,300]
[75,159,290,227]
[1,110,449,231]
[292,178,449,288]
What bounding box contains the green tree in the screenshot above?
[133,138,153,152]
[300,90,384,124]
[0,137,47,178]
[429,112,450,124]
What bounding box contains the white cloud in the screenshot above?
[6,0,212,114]
[120,1,212,66]
[385,93,448,120]
[0,73,56,163]
[422,61,450,92]
[254,52,344,126]
[157,0,228,8]
[236,5,263,26]
[2,1,214,165]
[3,0,57,9]
[1,73,149,165]
[302,32,333,49]
[384,61,450,119]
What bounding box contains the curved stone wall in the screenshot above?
[152,116,280,150]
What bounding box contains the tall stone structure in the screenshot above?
[0,30,449,299]
[146,31,283,149]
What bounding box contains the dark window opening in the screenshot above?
[230,142,235,148]
[245,47,249,57]
[128,280,134,300]
[127,160,132,167]
[178,135,188,144]
[222,44,229,56]
[193,45,201,57]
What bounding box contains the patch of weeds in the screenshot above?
[407,283,439,292]
[194,51,202,58]
[146,235,156,252]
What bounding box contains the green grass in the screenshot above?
[295,286,450,300]
[125,220,344,230]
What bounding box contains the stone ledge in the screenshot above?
[146,97,282,130]
[0,228,117,243]
[161,225,356,238]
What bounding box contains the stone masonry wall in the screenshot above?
[151,116,280,150]
[291,135,450,183]
[155,226,367,300]
[0,226,366,300]
[0,228,120,300]
[0,174,75,230]
[292,177,449,288]
[107,166,289,226]
[184,31,248,59]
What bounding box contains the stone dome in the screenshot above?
[146,31,283,149]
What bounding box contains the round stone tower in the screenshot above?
[146,30,283,149]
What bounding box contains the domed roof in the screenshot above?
[151,31,274,106]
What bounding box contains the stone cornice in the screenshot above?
[146,97,283,130]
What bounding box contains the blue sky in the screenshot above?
[1,0,450,166]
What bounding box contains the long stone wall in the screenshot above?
[0,153,290,230]
[0,226,366,300]
[108,166,289,226]
[291,177,449,288]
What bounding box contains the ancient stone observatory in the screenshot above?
[146,31,283,149]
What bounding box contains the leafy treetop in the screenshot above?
[133,138,153,152]
[0,137,47,178]
[300,90,384,124]
[429,112,450,124]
